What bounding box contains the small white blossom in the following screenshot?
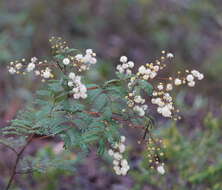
[68,81,74,87]
[166,53,174,58]
[121,159,128,166]
[174,78,182,86]
[15,63,22,69]
[120,136,126,142]
[9,67,16,74]
[86,49,93,54]
[114,152,122,160]
[161,106,172,117]
[27,63,35,72]
[119,144,126,153]
[120,56,128,63]
[128,61,134,68]
[69,72,75,80]
[35,70,40,76]
[186,74,194,82]
[198,73,204,80]
[188,81,195,87]
[63,58,70,65]
[191,70,199,77]
[108,149,114,156]
[73,93,80,99]
[75,54,83,61]
[42,68,51,78]
[157,84,164,90]
[166,83,173,91]
[113,160,119,166]
[31,57,37,62]
[157,165,165,175]
[133,106,145,116]
[138,66,146,74]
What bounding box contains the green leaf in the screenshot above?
[97,139,105,155]
[104,79,121,87]
[106,86,126,98]
[92,93,108,111]
[54,92,69,103]
[88,120,105,129]
[36,90,52,97]
[87,88,103,103]
[101,107,112,120]
[62,100,85,113]
[81,133,100,144]
[48,82,63,92]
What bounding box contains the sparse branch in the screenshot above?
[0,141,18,155]
[5,135,34,190]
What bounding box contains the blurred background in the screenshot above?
[0,0,222,189]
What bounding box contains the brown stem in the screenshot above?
[155,77,170,81]
[87,86,99,90]
[5,135,34,190]
[84,111,145,129]
[0,142,18,155]
[36,63,57,68]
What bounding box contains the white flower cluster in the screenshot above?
[74,49,97,71]
[41,67,53,79]
[116,56,134,75]
[8,66,17,74]
[8,57,54,81]
[151,92,173,118]
[26,57,37,72]
[137,52,174,80]
[126,76,148,117]
[138,65,159,80]
[108,136,130,176]
[8,57,37,74]
[150,68,204,119]
[68,72,87,99]
[127,92,147,117]
[174,70,204,87]
[185,70,204,87]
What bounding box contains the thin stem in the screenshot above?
[87,86,99,90]
[155,77,171,81]
[5,135,34,190]
[56,62,64,73]
[0,142,18,155]
[84,111,145,129]
[36,63,57,68]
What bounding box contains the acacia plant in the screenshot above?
[1,37,204,189]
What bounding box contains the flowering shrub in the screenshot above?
[1,37,204,189]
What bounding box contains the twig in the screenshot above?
[87,86,99,90]
[5,135,34,190]
[0,142,18,155]
[84,110,145,129]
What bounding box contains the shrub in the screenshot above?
[1,37,204,189]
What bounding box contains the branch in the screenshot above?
[84,110,145,129]
[5,135,34,190]
[87,86,99,90]
[0,141,18,155]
